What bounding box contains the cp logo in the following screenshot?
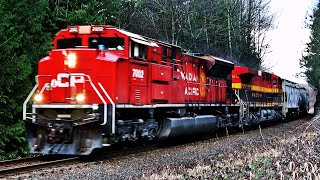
[51,73,85,88]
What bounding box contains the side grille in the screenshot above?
[135,90,141,100]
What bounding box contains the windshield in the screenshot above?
[88,37,125,50]
[57,38,82,49]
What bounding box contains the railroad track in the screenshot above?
[0,117,312,178]
[0,156,80,177]
[88,117,312,162]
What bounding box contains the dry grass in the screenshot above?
[144,115,320,179]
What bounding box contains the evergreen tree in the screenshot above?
[301,2,320,89]
[301,1,320,111]
[0,0,51,159]
[0,0,50,125]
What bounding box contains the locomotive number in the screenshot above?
[132,69,144,79]
[50,73,85,88]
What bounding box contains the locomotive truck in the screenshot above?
[23,25,309,155]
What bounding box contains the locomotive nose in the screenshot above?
[37,49,102,104]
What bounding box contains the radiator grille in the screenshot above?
[135,90,141,100]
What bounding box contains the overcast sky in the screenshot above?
[264,0,317,83]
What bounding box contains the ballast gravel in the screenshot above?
[6,116,319,179]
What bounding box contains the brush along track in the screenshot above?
[0,156,79,177]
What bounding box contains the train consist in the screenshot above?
[23,25,309,155]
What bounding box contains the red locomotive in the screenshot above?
[23,25,309,155]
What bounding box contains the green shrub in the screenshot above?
[0,121,29,160]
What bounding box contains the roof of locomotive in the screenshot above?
[197,55,234,78]
[233,66,282,78]
[199,55,234,69]
[54,25,159,48]
[233,66,258,75]
[56,25,236,79]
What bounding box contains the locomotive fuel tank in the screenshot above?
[158,115,217,139]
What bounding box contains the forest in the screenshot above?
[301,1,320,110]
[0,0,314,160]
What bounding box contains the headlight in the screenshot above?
[67,53,77,68]
[76,93,85,103]
[34,94,43,103]
[92,104,99,110]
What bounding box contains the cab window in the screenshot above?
[57,38,82,49]
[130,42,147,60]
[273,78,277,84]
[88,37,125,50]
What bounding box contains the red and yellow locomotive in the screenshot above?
[23,25,308,155]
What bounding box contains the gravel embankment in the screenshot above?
[6,115,320,179]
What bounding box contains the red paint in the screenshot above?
[36,25,234,106]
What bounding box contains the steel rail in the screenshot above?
[0,156,43,167]
[0,157,79,177]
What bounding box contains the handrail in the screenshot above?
[235,89,247,126]
[23,84,39,120]
[98,83,115,133]
[23,75,52,121]
[23,83,49,122]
